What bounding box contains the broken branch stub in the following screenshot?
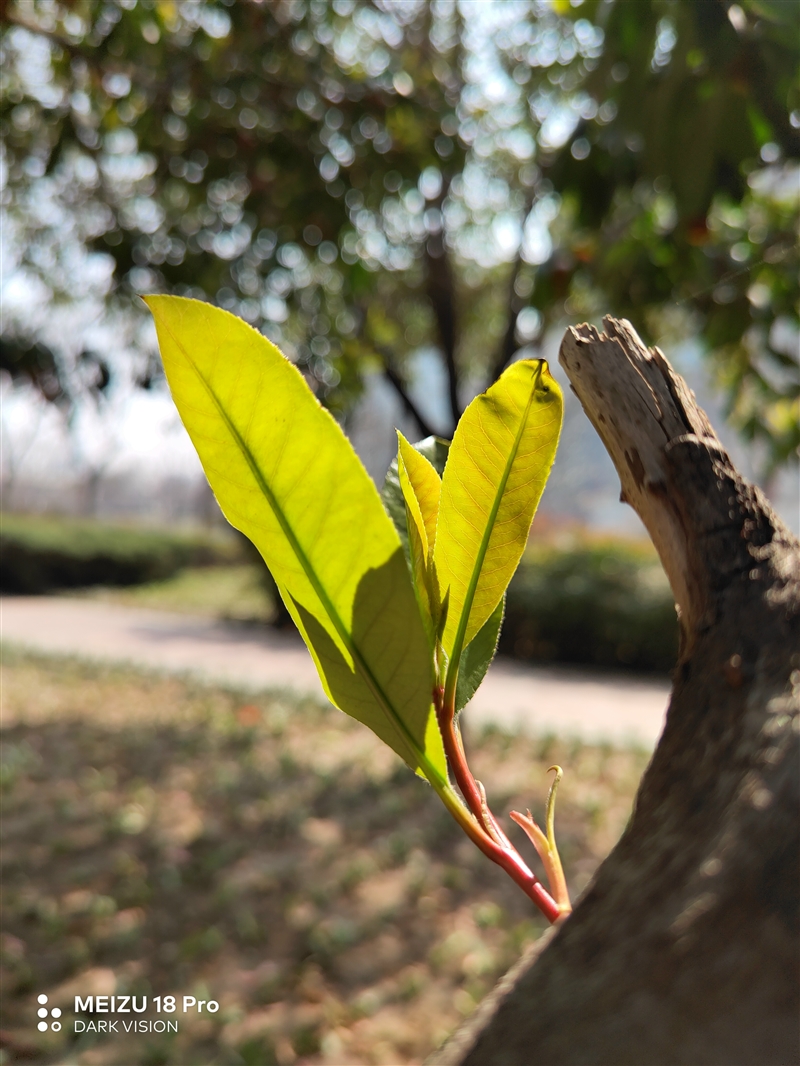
[431,317,799,1066]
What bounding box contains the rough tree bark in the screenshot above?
[432,317,800,1066]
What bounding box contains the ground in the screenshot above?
[1,650,649,1066]
[63,565,275,624]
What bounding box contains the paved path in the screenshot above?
[1,596,671,748]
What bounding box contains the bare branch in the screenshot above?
[3,9,97,60]
[379,352,437,440]
[488,194,536,385]
[425,237,460,428]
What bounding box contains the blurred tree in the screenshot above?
[517,0,800,471]
[1,0,797,469]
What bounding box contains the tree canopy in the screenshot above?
[1,0,797,470]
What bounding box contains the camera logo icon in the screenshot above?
[37,994,62,1032]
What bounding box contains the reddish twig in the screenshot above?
[433,686,562,924]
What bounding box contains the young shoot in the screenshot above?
[146,295,569,922]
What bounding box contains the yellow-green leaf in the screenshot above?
[396,433,444,634]
[380,435,449,561]
[434,359,563,693]
[397,432,441,557]
[145,295,446,785]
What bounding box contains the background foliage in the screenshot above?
[0,511,236,591]
[0,510,677,675]
[1,0,798,469]
[501,538,677,674]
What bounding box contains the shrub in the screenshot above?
[499,539,678,674]
[0,513,239,593]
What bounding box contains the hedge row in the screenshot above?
[0,513,239,593]
[500,540,678,674]
[247,535,679,674]
[2,514,678,674]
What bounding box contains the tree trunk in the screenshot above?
[432,317,800,1066]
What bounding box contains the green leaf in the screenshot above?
[145,295,446,785]
[455,593,505,712]
[381,435,449,555]
[397,433,441,557]
[396,433,444,636]
[434,360,563,696]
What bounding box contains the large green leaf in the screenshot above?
[145,295,446,784]
[434,360,563,693]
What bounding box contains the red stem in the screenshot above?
[457,806,562,922]
[433,687,561,925]
[436,689,489,823]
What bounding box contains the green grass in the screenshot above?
[0,650,649,1066]
[68,565,276,622]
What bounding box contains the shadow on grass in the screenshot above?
[0,652,648,1066]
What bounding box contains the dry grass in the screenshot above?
[0,650,649,1066]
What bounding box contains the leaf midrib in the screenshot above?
[160,316,445,787]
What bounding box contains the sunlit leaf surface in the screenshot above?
[397,433,442,557]
[435,360,563,671]
[381,436,450,558]
[146,296,446,783]
[395,433,443,636]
